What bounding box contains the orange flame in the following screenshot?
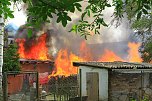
[48,49,84,78]
[98,49,124,62]
[98,42,142,62]
[128,42,142,62]
[79,41,92,61]
[17,33,49,60]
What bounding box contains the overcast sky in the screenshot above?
[7,3,27,27]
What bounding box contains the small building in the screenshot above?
[7,59,54,94]
[73,61,152,101]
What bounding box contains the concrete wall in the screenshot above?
[79,66,108,101]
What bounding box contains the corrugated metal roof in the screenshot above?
[73,61,152,69]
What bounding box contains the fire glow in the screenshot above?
[17,33,143,77]
[16,33,49,60]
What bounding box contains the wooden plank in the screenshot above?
[86,72,99,101]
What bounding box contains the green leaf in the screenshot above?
[96,30,100,34]
[46,20,50,23]
[8,13,14,18]
[26,23,32,27]
[84,35,87,40]
[69,24,77,33]
[144,5,151,10]
[67,16,72,21]
[0,10,2,15]
[75,3,82,11]
[62,19,67,27]
[142,9,148,14]
[102,21,108,27]
[81,11,87,20]
[42,15,47,21]
[57,16,62,23]
[22,0,27,3]
[87,10,90,17]
[48,13,53,18]
[69,6,75,13]
[137,11,142,20]
[106,4,111,7]
[27,29,32,38]
[4,13,7,19]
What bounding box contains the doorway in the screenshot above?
[86,72,99,101]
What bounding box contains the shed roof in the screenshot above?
[73,61,152,69]
[19,59,54,64]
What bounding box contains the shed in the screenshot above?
[7,59,54,94]
[19,59,54,73]
[73,61,152,101]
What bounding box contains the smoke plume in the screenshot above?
[15,1,135,60]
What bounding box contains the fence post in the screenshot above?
[3,72,8,101]
[36,72,39,101]
[79,69,82,101]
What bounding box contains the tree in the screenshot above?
[3,44,20,72]
[0,0,15,100]
[126,0,152,40]
[0,16,4,101]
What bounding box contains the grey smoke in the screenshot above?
[15,1,135,61]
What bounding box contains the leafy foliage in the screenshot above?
[126,0,152,62]
[140,41,152,63]
[0,0,152,39]
[131,15,152,42]
[0,0,14,19]
[70,0,109,39]
[3,44,20,72]
[25,0,82,27]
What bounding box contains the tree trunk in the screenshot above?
[0,15,4,100]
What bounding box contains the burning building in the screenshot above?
[12,17,150,101]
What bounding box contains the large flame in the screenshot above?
[17,33,49,60]
[79,41,92,61]
[17,34,143,77]
[48,49,84,78]
[98,49,124,62]
[128,42,142,62]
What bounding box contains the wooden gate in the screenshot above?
[3,71,39,101]
[86,72,99,101]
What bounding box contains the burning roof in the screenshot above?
[19,59,54,64]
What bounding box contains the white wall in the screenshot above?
[79,66,108,101]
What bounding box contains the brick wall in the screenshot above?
[109,71,152,101]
